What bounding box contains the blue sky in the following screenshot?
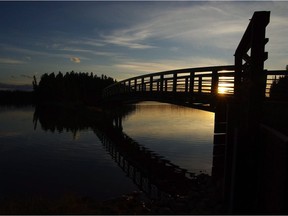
[0,1,288,90]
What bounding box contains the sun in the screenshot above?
[218,86,228,94]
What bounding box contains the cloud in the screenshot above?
[1,44,70,59]
[102,33,157,49]
[0,58,26,64]
[114,56,230,76]
[21,74,33,79]
[59,47,120,57]
[70,57,81,63]
[96,3,251,55]
[69,38,105,47]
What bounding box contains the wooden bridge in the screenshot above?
[102,11,288,214]
[103,64,286,111]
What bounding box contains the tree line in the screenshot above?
[33,71,116,105]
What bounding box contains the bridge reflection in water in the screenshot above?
[34,105,212,204]
[95,125,201,201]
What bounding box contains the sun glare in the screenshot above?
[218,86,228,94]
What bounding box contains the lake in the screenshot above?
[0,101,214,201]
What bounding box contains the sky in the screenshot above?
[0,1,288,91]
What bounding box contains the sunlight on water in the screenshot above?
[123,101,215,174]
[0,103,215,201]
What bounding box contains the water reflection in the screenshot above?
[95,127,198,200]
[0,103,215,204]
[33,103,212,200]
[33,104,135,138]
[0,105,138,200]
[123,101,214,174]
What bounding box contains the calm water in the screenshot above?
[0,102,214,200]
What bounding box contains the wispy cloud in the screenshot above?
[98,3,248,53]
[68,38,105,47]
[58,47,120,57]
[0,58,26,64]
[102,33,157,49]
[114,56,229,75]
[21,74,33,79]
[2,45,69,59]
[70,57,81,63]
[1,44,90,63]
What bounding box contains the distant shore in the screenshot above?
[0,90,35,105]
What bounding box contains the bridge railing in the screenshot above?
[265,70,288,97]
[102,65,288,99]
[103,65,235,98]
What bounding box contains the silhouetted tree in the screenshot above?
[32,75,38,91]
[270,75,288,101]
[34,71,116,105]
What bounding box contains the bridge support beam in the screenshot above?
[213,96,228,199]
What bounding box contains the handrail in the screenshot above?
[102,65,288,99]
[103,65,235,98]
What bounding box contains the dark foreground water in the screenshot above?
[0,102,214,201]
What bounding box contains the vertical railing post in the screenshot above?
[165,79,168,92]
[198,76,202,93]
[128,80,131,92]
[212,70,219,95]
[160,74,164,92]
[173,73,177,93]
[190,72,195,94]
[185,77,189,93]
[150,76,153,92]
[134,78,137,92]
[141,77,144,92]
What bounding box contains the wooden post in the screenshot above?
[211,70,219,107]
[165,79,168,92]
[134,78,137,92]
[185,77,189,93]
[189,72,195,92]
[189,72,195,103]
[160,74,164,92]
[141,77,145,92]
[128,80,131,92]
[150,76,153,92]
[173,73,177,93]
[198,76,202,93]
[213,97,227,200]
[227,11,270,214]
[211,70,219,95]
